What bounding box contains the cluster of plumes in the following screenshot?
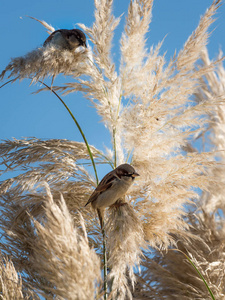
[105,204,146,299]
[1,0,225,299]
[131,46,225,300]
[0,180,101,299]
[194,47,225,213]
[30,186,101,299]
[0,138,103,233]
[131,211,225,300]
[0,19,89,84]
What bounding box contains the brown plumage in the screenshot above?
[85,164,139,228]
[43,29,87,50]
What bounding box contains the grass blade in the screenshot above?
[171,249,215,300]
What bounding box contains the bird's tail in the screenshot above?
[97,208,105,229]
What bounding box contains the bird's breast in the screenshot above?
[92,179,132,209]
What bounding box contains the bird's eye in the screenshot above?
[124,173,132,177]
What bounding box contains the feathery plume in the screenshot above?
[27,16,55,34]
[30,185,101,299]
[119,0,224,249]
[105,203,146,299]
[133,211,225,299]
[0,256,38,300]
[194,47,225,214]
[0,47,88,83]
[0,138,104,275]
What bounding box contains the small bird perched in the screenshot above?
[85,163,140,228]
[43,29,87,50]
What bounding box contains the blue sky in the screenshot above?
[0,0,225,178]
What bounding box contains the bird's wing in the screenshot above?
[85,170,117,206]
[43,30,68,46]
[43,30,59,46]
[85,181,114,206]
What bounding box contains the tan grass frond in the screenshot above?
[176,0,221,71]
[31,186,101,299]
[120,0,153,87]
[67,2,124,160]
[0,187,101,298]
[0,256,38,300]
[0,138,101,191]
[0,44,88,83]
[0,138,105,261]
[133,211,225,299]
[121,0,222,157]
[105,203,146,299]
[27,16,55,34]
[194,47,225,213]
[79,0,120,79]
[112,0,225,251]
[0,138,102,170]
[129,149,224,250]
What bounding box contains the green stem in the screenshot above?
[41,82,108,299]
[39,81,99,185]
[1,78,99,184]
[102,224,108,300]
[113,128,117,168]
[171,249,215,300]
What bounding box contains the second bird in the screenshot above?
[43,29,87,50]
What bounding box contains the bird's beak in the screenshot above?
[132,172,140,177]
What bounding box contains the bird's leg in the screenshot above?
[110,198,127,209]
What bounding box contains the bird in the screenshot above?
[85,163,140,228]
[43,29,87,50]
